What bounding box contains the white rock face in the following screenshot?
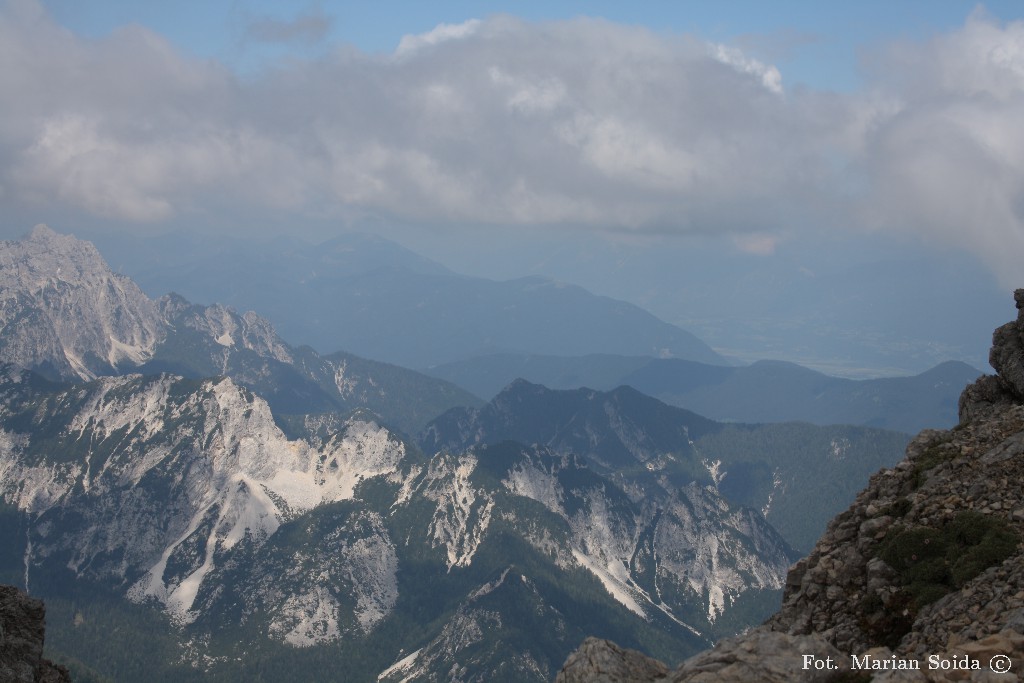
[0,225,164,379]
[0,226,308,391]
[504,459,564,512]
[156,295,295,368]
[263,511,399,647]
[0,372,406,637]
[415,453,494,570]
[500,449,791,626]
[270,585,343,647]
[654,484,789,622]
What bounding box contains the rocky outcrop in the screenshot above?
[557,289,1024,682]
[0,585,70,683]
[766,413,1024,654]
[557,638,669,683]
[958,289,1024,424]
[988,289,1024,401]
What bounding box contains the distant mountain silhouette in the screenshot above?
[427,353,980,433]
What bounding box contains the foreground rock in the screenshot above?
[557,638,669,683]
[557,289,1024,682]
[0,585,71,683]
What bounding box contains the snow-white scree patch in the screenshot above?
[343,517,400,632]
[502,460,563,513]
[377,648,423,682]
[390,464,422,509]
[703,458,724,486]
[762,469,783,518]
[268,585,342,647]
[418,454,494,570]
[571,549,646,618]
[303,418,406,503]
[652,484,789,623]
[128,475,282,624]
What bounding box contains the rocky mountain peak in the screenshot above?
[4,224,108,287]
[28,223,57,241]
[557,289,1024,682]
[0,226,164,380]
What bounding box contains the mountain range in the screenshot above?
[0,365,789,681]
[0,225,954,681]
[91,230,726,368]
[0,225,479,437]
[427,353,979,434]
[421,379,909,554]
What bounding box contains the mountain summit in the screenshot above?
[0,224,163,379]
[0,227,479,434]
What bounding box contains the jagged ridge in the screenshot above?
[0,226,481,435]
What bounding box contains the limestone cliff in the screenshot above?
[557,290,1024,682]
[0,224,163,380]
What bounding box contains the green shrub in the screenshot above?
[947,512,1019,585]
[876,511,1018,610]
[857,589,915,649]
[910,446,953,488]
[883,497,912,518]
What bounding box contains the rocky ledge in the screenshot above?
[557,290,1024,683]
[0,585,71,683]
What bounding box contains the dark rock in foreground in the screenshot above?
[557,638,669,683]
[0,585,71,683]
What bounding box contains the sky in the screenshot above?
[3,0,1023,374]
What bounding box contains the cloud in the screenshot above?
[732,233,779,256]
[709,43,783,94]
[855,10,1024,287]
[244,7,332,45]
[396,18,481,56]
[1,3,1023,286]
[2,8,814,233]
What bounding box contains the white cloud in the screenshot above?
[395,19,481,56]
[855,11,1024,287]
[710,43,783,94]
[0,7,818,232]
[1,4,1023,286]
[488,66,567,114]
[20,114,173,221]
